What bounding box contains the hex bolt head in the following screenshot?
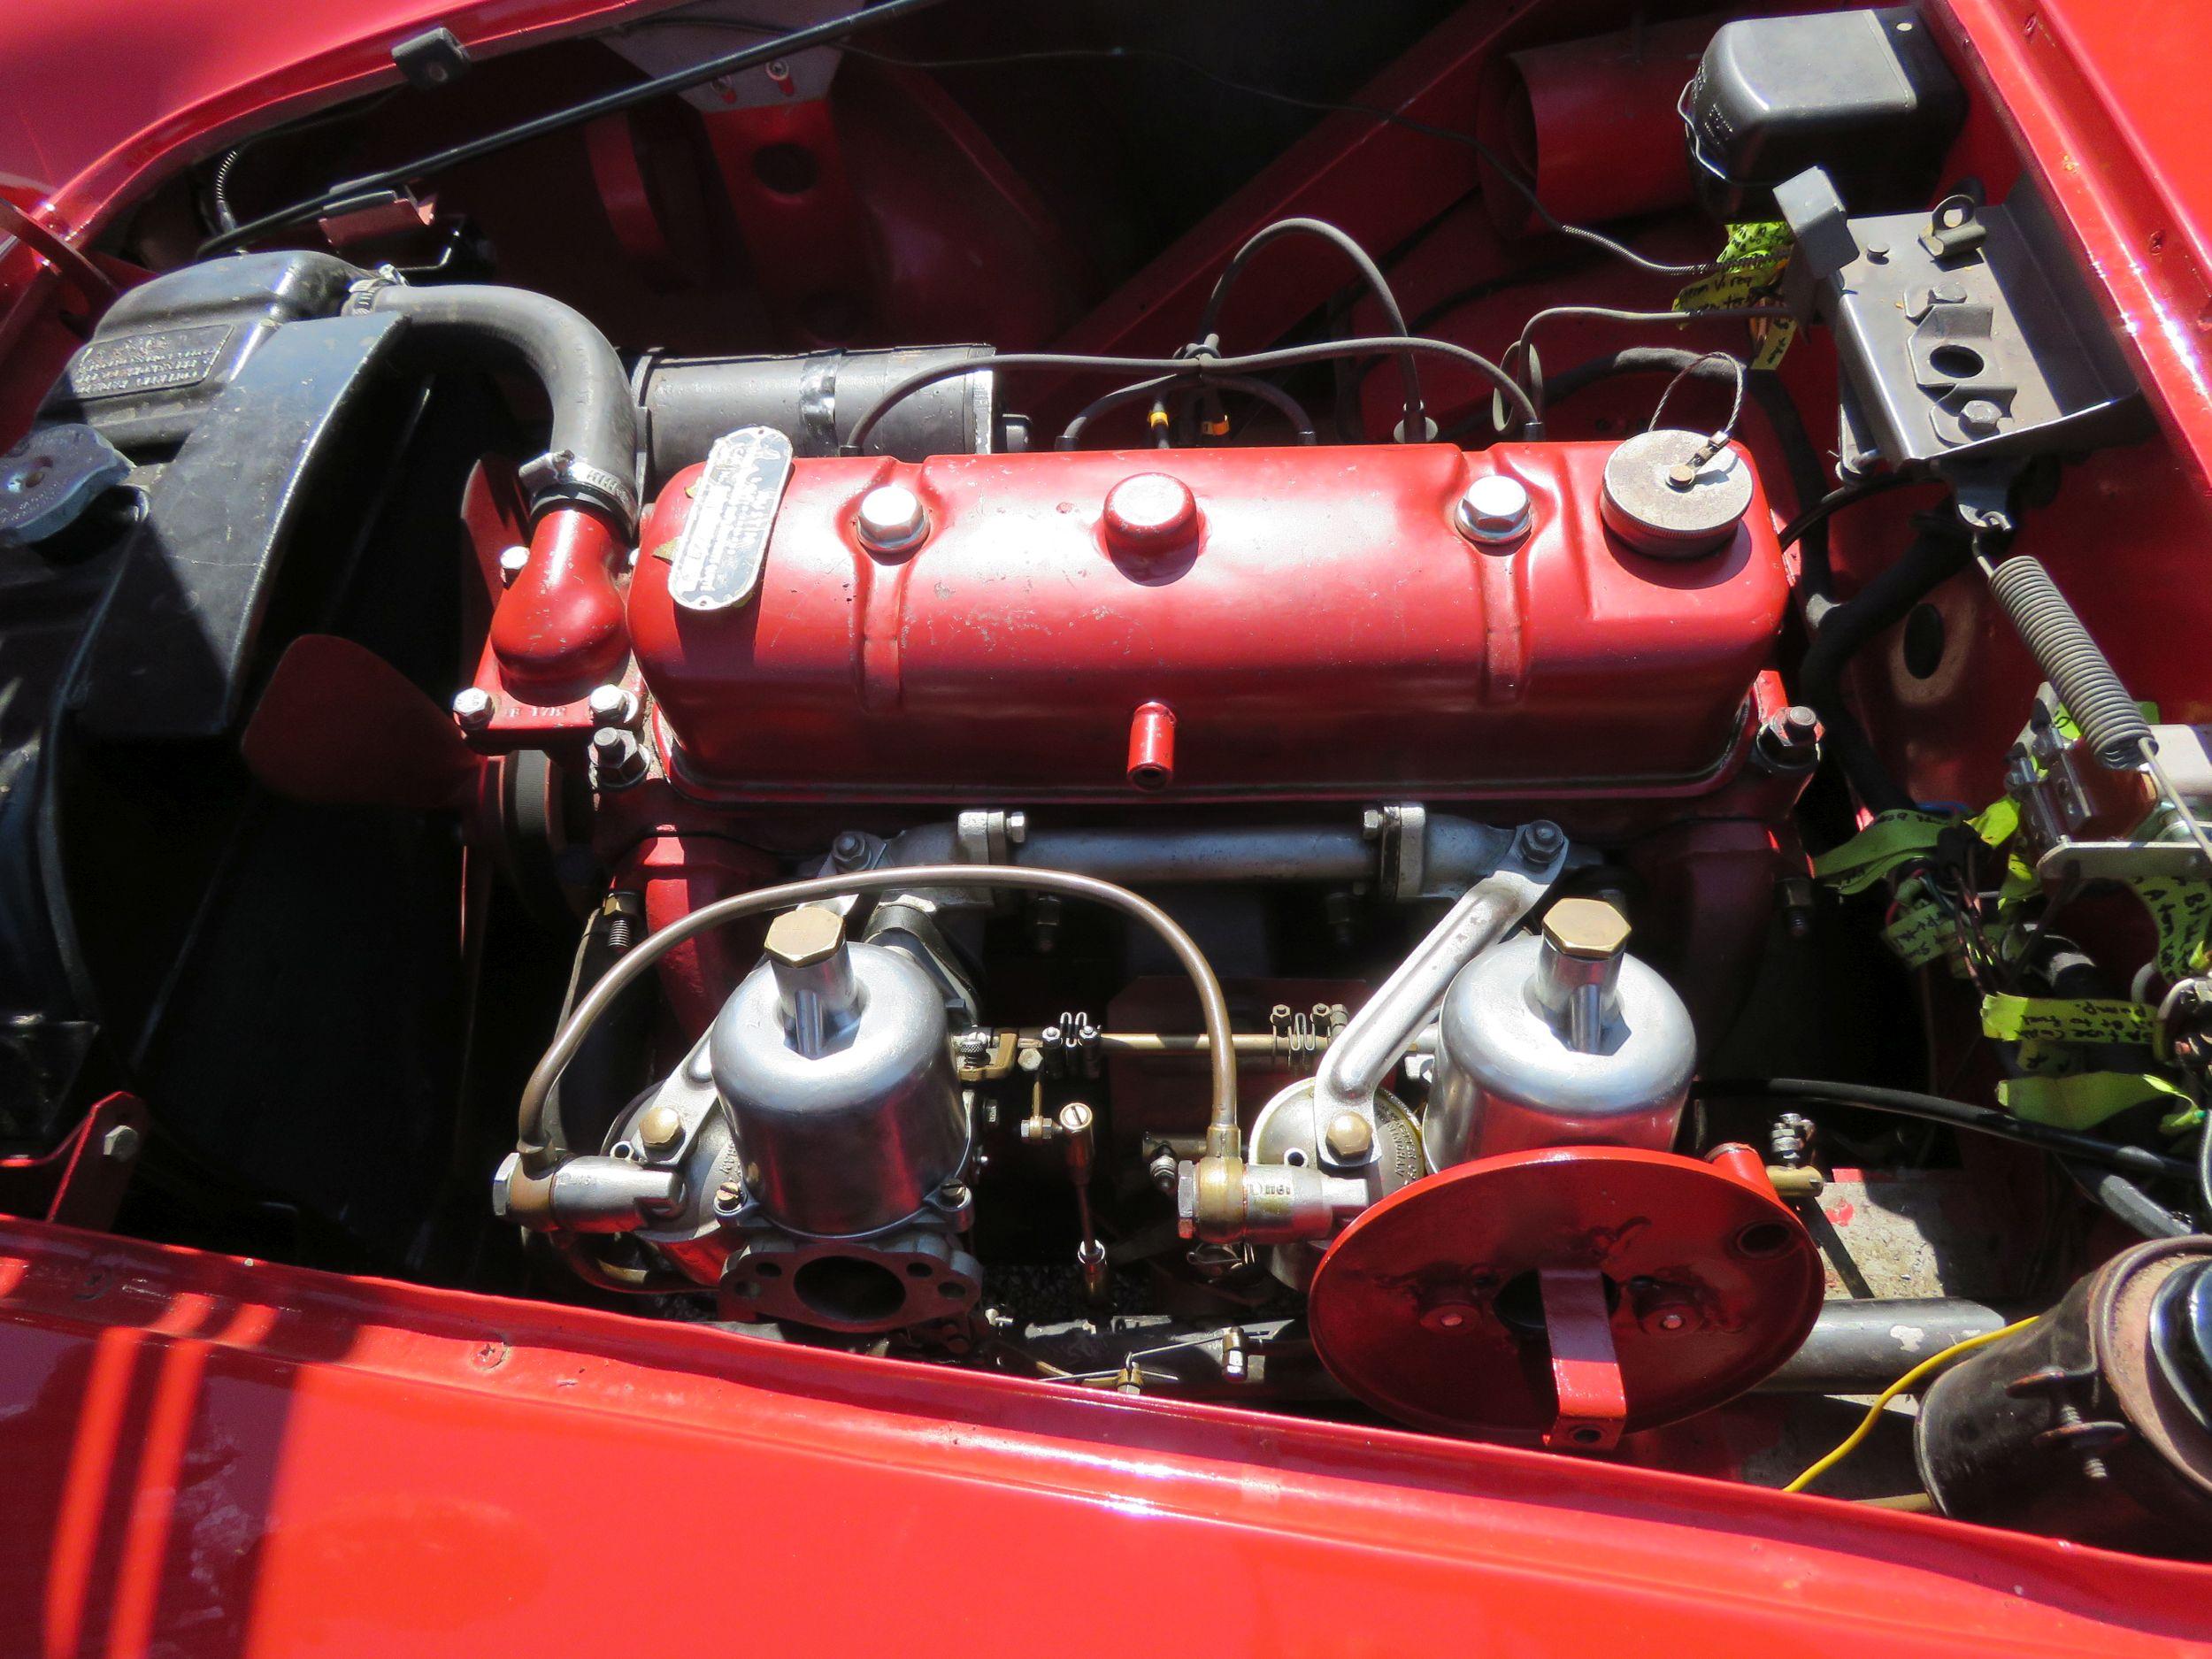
[829,829,871,871]
[497,544,531,586]
[588,726,647,787]
[1542,896,1632,960]
[764,904,847,967]
[1959,397,2005,437]
[1454,473,1532,545]
[101,1124,142,1163]
[636,1102,684,1154]
[586,683,639,728]
[855,483,929,552]
[1520,818,1565,860]
[451,687,495,730]
[1324,1110,1375,1164]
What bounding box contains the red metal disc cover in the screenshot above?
[1308,1146,1824,1441]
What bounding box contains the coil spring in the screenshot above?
[1985,554,2150,771]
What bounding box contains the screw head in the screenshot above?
[636,1103,684,1154]
[1543,896,1632,960]
[451,687,495,730]
[855,484,928,552]
[764,905,845,967]
[1455,473,1532,544]
[497,544,530,586]
[1324,1110,1375,1163]
[1057,1101,1094,1136]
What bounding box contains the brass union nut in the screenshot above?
[764,904,846,967]
[1541,896,1631,960]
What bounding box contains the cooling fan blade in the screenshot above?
[242,634,485,812]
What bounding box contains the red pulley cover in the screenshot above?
[627,442,1786,803]
[1306,1146,1824,1444]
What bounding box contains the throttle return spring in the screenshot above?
[1984,553,2152,771]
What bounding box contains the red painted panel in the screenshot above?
[628,442,1788,803]
[0,1217,2206,1656]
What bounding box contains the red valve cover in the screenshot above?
[628,442,1787,802]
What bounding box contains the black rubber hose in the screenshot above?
[1794,520,1974,814]
[1777,472,1932,559]
[1985,555,2151,771]
[1056,373,1317,449]
[1194,218,1425,441]
[361,281,638,526]
[1697,1079,2200,1185]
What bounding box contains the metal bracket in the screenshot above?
[1918,195,1988,261]
[953,809,1026,866]
[0,1093,150,1231]
[1540,1265,1628,1453]
[2037,841,2209,882]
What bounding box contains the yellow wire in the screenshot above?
[1783,1317,2040,1494]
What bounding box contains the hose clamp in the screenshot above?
[520,447,641,530]
[340,264,407,316]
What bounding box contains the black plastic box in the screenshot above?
[1684,7,1966,219]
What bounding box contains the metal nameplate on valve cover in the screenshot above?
[664,426,794,612]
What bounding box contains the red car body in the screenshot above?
[4,2,2211,1652]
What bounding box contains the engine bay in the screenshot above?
[4,0,2210,1560]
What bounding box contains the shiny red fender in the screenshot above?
[0,1215,2208,1657]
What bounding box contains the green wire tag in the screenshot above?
[1881,898,1953,969]
[1809,810,1955,895]
[2127,872,2212,979]
[1996,1071,2189,1130]
[1981,994,2158,1046]
[1675,221,1796,369]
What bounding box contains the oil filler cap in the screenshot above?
[1599,428,1752,559]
